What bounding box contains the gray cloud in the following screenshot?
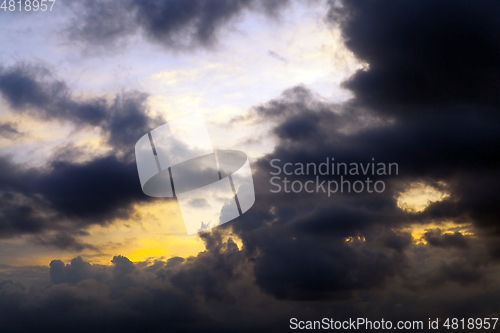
[0,63,166,240]
[67,0,291,51]
[33,232,99,252]
[0,122,23,139]
[423,229,469,249]
[0,232,498,332]
[267,50,288,64]
[0,62,165,159]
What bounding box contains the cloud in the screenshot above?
[49,256,108,284]
[423,229,469,249]
[33,232,99,252]
[220,0,500,302]
[0,62,108,126]
[67,0,291,51]
[188,198,208,208]
[0,235,268,332]
[0,234,499,332]
[0,62,164,158]
[328,0,500,112]
[0,63,168,241]
[227,79,500,300]
[0,122,23,139]
[0,154,155,239]
[267,50,288,64]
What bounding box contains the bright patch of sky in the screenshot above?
[0,0,361,166]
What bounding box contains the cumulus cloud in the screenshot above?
[0,232,499,332]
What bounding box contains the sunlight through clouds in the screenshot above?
[397,182,450,213]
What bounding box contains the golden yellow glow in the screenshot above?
[222,232,244,250]
[344,236,366,242]
[82,200,207,264]
[397,182,450,212]
[404,221,474,244]
[147,93,205,120]
[0,200,208,267]
[0,107,110,166]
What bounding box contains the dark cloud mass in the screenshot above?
[68,0,291,50]
[0,150,156,239]
[0,234,500,332]
[221,0,500,304]
[1,0,500,331]
[329,0,500,111]
[0,62,165,241]
[423,229,469,249]
[0,63,107,125]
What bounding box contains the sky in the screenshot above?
[0,0,499,332]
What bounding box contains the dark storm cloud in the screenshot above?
[0,235,272,332]
[1,236,500,332]
[228,78,500,299]
[323,0,500,237]
[221,0,500,304]
[251,228,409,301]
[328,0,500,112]
[0,153,155,238]
[423,229,469,249]
[0,63,108,126]
[0,63,167,240]
[225,0,500,297]
[68,0,291,50]
[49,256,108,284]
